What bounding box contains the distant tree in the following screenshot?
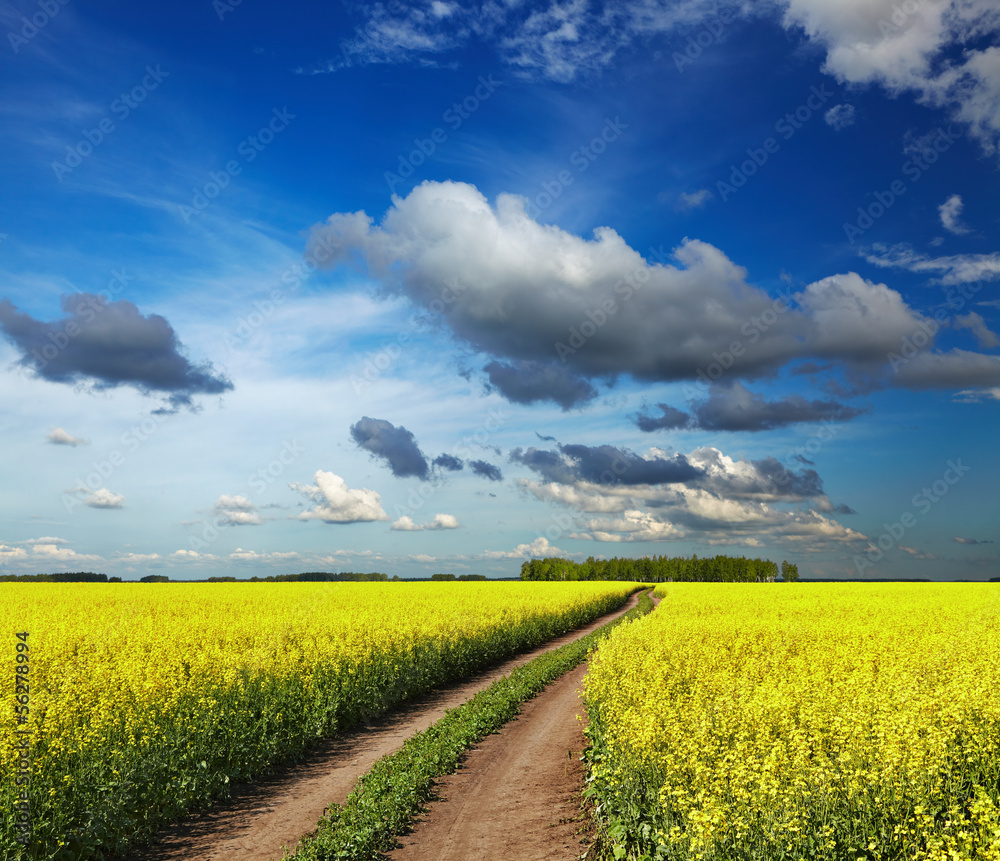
[139,574,169,583]
[430,573,456,581]
[108,576,123,583]
[781,561,800,582]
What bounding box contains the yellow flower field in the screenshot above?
[0,580,636,859]
[584,583,1000,861]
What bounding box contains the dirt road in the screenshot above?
[387,660,595,861]
[385,590,660,861]
[126,591,644,861]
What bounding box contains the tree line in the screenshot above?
[519,555,800,582]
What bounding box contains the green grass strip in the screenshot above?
[287,589,655,861]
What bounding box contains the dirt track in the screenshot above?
[127,590,645,861]
[386,590,660,861]
[387,660,595,861]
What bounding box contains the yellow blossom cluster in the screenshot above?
[584,583,1000,861]
[0,580,635,858]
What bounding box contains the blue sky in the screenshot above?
[1,0,998,580]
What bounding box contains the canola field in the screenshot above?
[584,583,1000,861]
[0,580,636,859]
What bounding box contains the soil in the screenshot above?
[126,590,646,861]
[385,590,661,861]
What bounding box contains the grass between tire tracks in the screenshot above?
[287,588,655,861]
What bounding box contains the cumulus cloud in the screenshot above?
[308,182,1000,400]
[469,459,503,481]
[228,548,299,561]
[954,536,994,545]
[350,417,429,479]
[676,189,713,210]
[939,194,970,234]
[212,494,262,526]
[0,295,232,411]
[954,312,1000,348]
[824,103,856,129]
[84,488,125,509]
[633,403,692,432]
[433,453,464,471]
[291,470,389,523]
[484,359,598,410]
[46,427,87,446]
[483,536,569,559]
[689,382,867,431]
[391,513,461,531]
[511,442,703,487]
[512,441,863,547]
[633,384,866,432]
[778,0,1000,153]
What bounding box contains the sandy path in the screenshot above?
[387,661,594,861]
[387,590,661,861]
[125,590,644,861]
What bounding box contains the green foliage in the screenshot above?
[0,572,109,583]
[139,574,170,583]
[520,555,797,583]
[289,590,654,861]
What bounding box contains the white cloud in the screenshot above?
[309,1,1000,150]
[46,427,88,446]
[515,443,867,548]
[114,552,162,564]
[310,181,1000,394]
[212,494,263,526]
[291,470,389,523]
[675,188,713,210]
[391,513,461,531]
[25,536,68,545]
[824,103,856,129]
[84,488,125,509]
[862,244,1000,285]
[30,543,102,563]
[953,386,1000,402]
[228,548,299,561]
[483,535,568,559]
[778,0,1000,153]
[170,549,217,561]
[954,312,1000,348]
[939,193,970,234]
